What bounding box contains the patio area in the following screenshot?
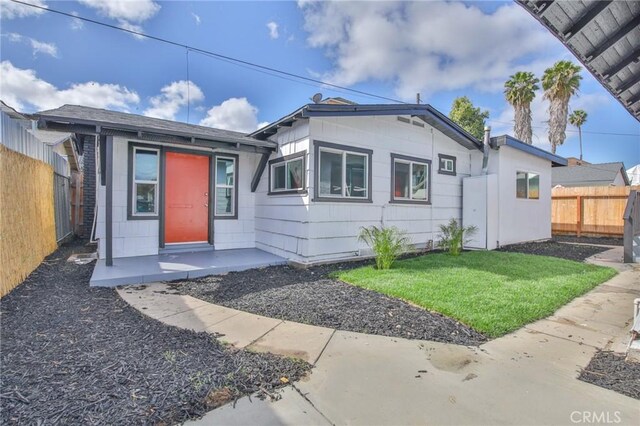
[90,248,287,287]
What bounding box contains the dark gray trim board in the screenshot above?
[390,153,432,205]
[105,135,113,267]
[213,152,240,220]
[251,103,482,151]
[313,140,373,203]
[127,142,162,221]
[268,150,308,195]
[251,152,270,193]
[490,135,567,166]
[437,154,457,176]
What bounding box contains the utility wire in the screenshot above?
[488,119,639,137]
[9,0,406,104]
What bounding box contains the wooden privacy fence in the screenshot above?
[552,186,640,237]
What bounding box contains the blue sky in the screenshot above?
[1,0,638,167]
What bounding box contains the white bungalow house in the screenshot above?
[35,102,566,286]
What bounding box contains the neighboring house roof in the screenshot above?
[251,103,482,150]
[27,129,80,172]
[552,162,630,187]
[490,135,567,167]
[35,105,277,151]
[517,1,640,121]
[627,164,640,185]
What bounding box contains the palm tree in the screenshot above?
[504,71,540,144]
[542,60,582,154]
[568,109,588,161]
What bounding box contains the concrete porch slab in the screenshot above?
[90,248,287,287]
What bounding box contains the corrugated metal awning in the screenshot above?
[518,0,640,121]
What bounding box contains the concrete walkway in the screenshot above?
[117,249,640,425]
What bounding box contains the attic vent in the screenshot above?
[412,120,425,128]
[397,116,410,123]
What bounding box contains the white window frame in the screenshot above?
[215,156,236,217]
[131,146,159,216]
[318,147,369,199]
[516,171,540,200]
[270,155,305,193]
[392,158,430,203]
[442,158,454,173]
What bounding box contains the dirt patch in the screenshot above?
[498,240,610,262]
[0,239,310,425]
[579,351,640,400]
[169,259,486,346]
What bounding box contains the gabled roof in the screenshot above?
[490,135,567,166]
[35,105,276,151]
[517,0,640,121]
[251,103,482,150]
[552,162,630,187]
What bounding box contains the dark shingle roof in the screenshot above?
[35,105,276,149]
[251,103,482,150]
[552,162,629,187]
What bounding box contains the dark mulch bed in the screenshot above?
[579,351,640,400]
[553,235,623,247]
[498,240,611,262]
[0,239,310,425]
[169,259,487,346]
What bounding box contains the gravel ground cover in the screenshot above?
[498,240,610,262]
[0,240,310,425]
[553,235,623,246]
[170,259,487,346]
[579,351,640,400]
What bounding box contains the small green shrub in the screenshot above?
[438,218,477,256]
[358,225,412,270]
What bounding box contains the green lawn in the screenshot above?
[335,251,617,337]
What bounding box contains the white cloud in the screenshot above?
[143,80,204,120]
[299,1,564,100]
[29,38,58,57]
[70,11,84,30]
[77,0,160,23]
[267,21,279,39]
[0,60,140,112]
[0,0,47,19]
[4,32,58,57]
[200,97,264,133]
[192,12,201,25]
[117,20,145,39]
[78,0,160,39]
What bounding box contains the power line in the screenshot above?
[9,0,406,105]
[488,119,639,137]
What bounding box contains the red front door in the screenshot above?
[165,152,210,244]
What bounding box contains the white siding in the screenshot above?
[96,137,160,259]
[487,145,552,246]
[302,115,482,263]
[213,151,257,250]
[254,120,311,262]
[96,137,257,259]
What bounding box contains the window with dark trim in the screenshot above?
[313,141,373,203]
[390,153,431,204]
[268,151,306,195]
[516,171,539,200]
[214,154,238,218]
[438,154,456,176]
[128,143,160,219]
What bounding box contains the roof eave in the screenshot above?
[35,113,276,151]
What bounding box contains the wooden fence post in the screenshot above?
[576,195,582,237]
